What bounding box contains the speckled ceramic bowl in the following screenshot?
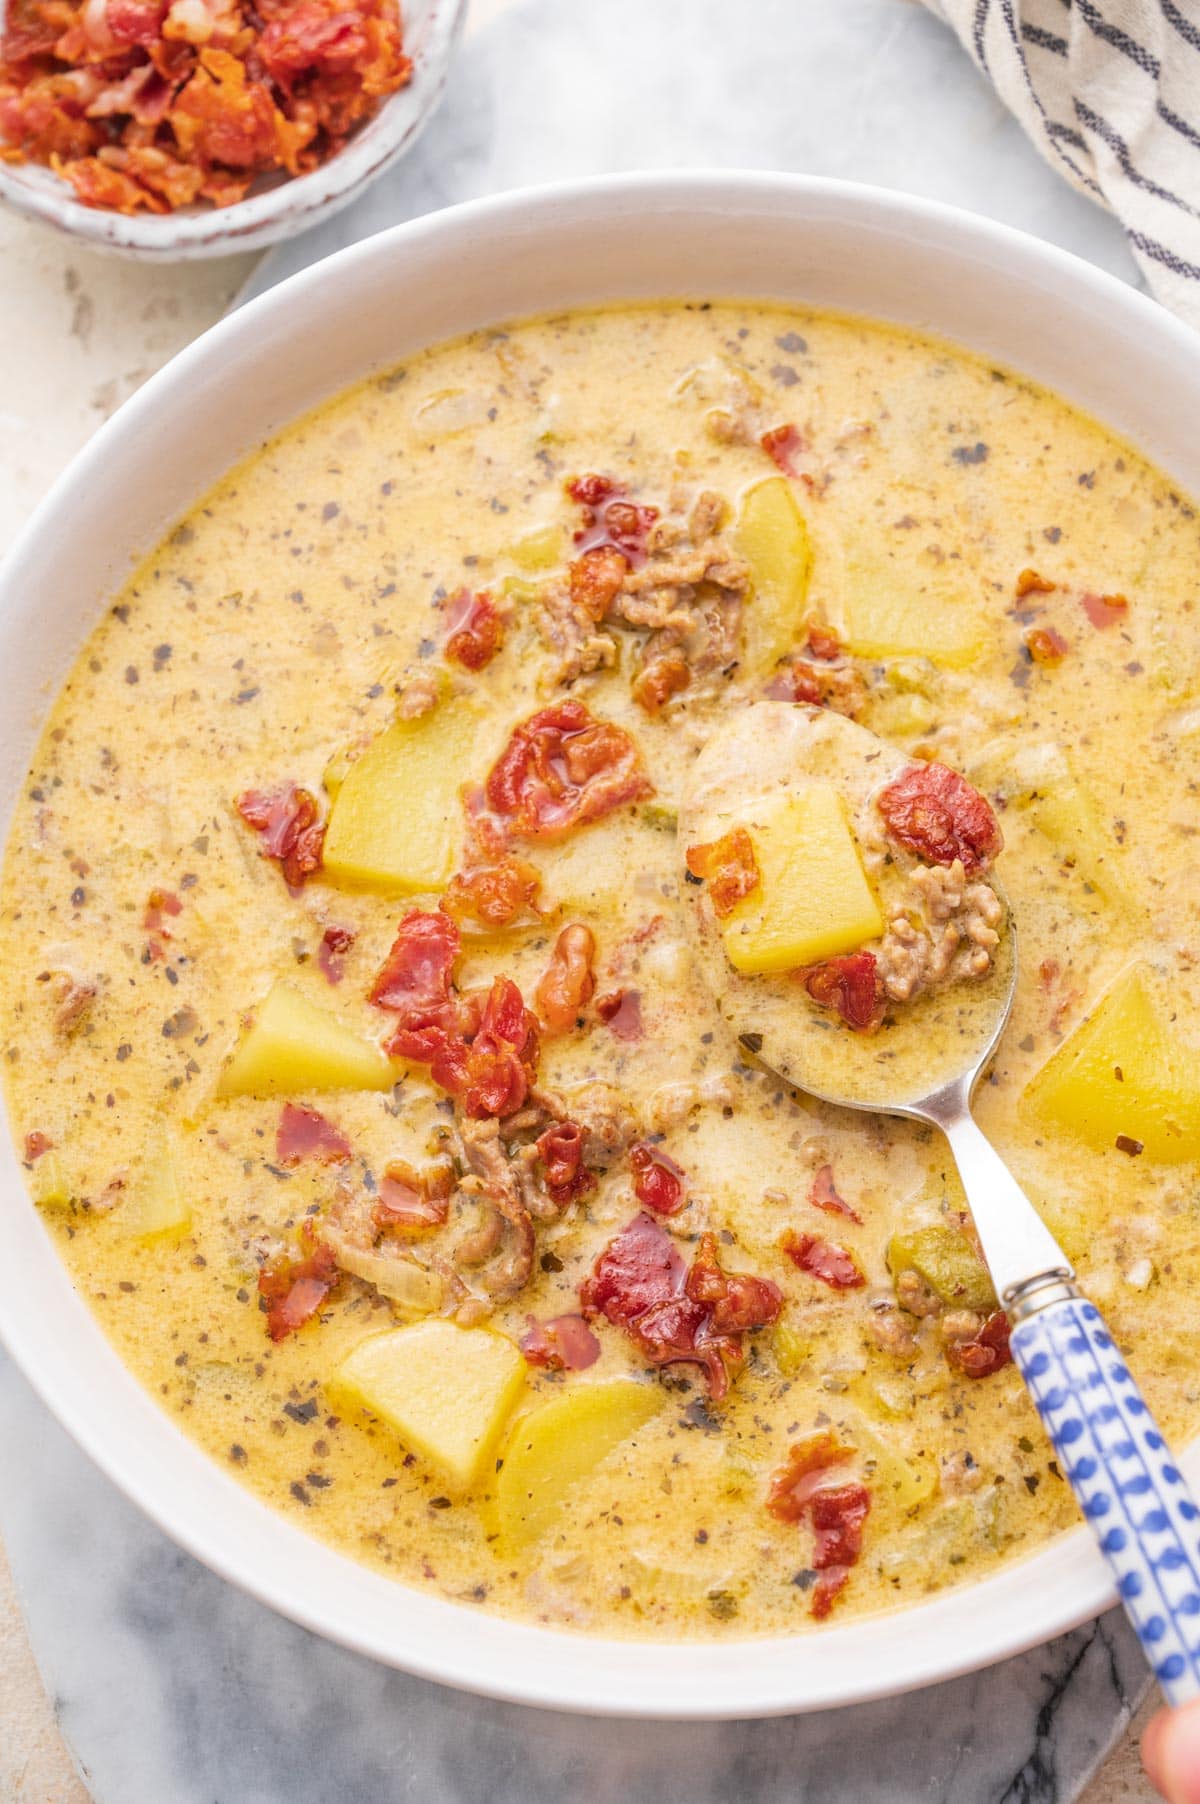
[2,174,1200,1716]
[0,0,466,258]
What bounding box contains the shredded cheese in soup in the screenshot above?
[3,301,1200,1639]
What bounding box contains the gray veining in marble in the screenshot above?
[1,1,1159,1798]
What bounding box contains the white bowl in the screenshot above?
[2,172,1198,1717]
[0,0,466,258]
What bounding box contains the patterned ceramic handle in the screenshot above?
[1012,1295,1200,1705]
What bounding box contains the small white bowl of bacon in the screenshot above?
[0,0,465,256]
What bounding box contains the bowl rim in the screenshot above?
[2,168,1199,1718]
[0,0,467,258]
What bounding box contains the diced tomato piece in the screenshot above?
[276,1103,351,1167]
[629,1141,685,1216]
[316,923,355,984]
[258,1236,338,1341]
[595,987,643,1040]
[782,1231,864,1290]
[534,923,595,1035]
[801,952,882,1032]
[809,1163,861,1224]
[485,700,653,840]
[876,761,1002,875]
[520,1313,601,1371]
[767,1432,853,1522]
[760,423,805,477]
[685,826,761,918]
[1080,592,1129,631]
[236,781,325,888]
[767,1433,870,1620]
[948,1309,1012,1380]
[444,588,503,671]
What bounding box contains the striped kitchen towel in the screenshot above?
[923,0,1200,328]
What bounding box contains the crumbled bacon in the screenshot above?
[442,855,542,929]
[760,424,805,478]
[144,885,182,960]
[1025,625,1069,665]
[520,1313,601,1371]
[236,782,325,888]
[809,1163,861,1224]
[766,1432,870,1620]
[569,545,629,620]
[782,1230,864,1290]
[1016,568,1055,597]
[581,1214,780,1399]
[275,1102,351,1167]
[595,987,643,1041]
[536,1120,595,1207]
[764,628,866,718]
[369,908,466,1054]
[317,923,355,984]
[444,589,503,671]
[632,649,691,714]
[685,827,761,919]
[485,700,653,841]
[24,1130,53,1161]
[1080,591,1129,630]
[567,472,659,563]
[806,623,842,660]
[257,1234,338,1341]
[947,1309,1012,1380]
[629,1141,685,1216]
[876,761,1002,875]
[802,952,883,1032]
[0,0,411,214]
[535,923,596,1035]
[375,1158,452,1232]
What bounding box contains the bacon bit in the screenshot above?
[766,1433,870,1619]
[370,909,462,1034]
[375,1158,452,1232]
[595,987,643,1041]
[1081,591,1130,631]
[444,589,503,671]
[1025,625,1069,665]
[877,761,1002,875]
[947,1309,1012,1380]
[276,1102,351,1167]
[806,623,842,660]
[317,923,355,985]
[809,1163,861,1224]
[520,1313,601,1371]
[435,975,539,1122]
[801,952,882,1032]
[760,423,805,478]
[632,650,691,714]
[629,1141,685,1216]
[258,1234,338,1341]
[535,923,596,1036]
[536,1120,595,1207]
[236,782,325,888]
[1039,957,1060,990]
[486,700,653,842]
[24,1130,53,1162]
[685,827,761,919]
[581,1214,780,1400]
[143,887,182,934]
[442,855,542,929]
[1016,568,1055,597]
[0,0,411,215]
[569,545,629,620]
[567,472,659,563]
[782,1230,864,1290]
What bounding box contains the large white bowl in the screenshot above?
[1,172,1198,1718]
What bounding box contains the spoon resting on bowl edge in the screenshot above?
[679,702,1200,1703]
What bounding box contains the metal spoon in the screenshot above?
[679,701,1200,1702]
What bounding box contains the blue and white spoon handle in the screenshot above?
[1011,1290,1200,1705]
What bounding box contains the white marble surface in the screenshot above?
[0,0,1168,1798]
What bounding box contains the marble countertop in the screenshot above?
[0,0,1167,1797]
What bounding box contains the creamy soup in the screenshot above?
[3,302,1200,1640]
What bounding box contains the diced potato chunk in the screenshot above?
[735,477,813,673]
[217,982,395,1098]
[840,538,983,668]
[1024,966,1200,1162]
[719,785,883,975]
[851,1415,936,1512]
[322,702,479,894]
[886,1223,995,1313]
[1029,779,1132,910]
[506,525,563,572]
[121,1129,191,1243]
[493,1379,663,1549]
[332,1320,524,1492]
